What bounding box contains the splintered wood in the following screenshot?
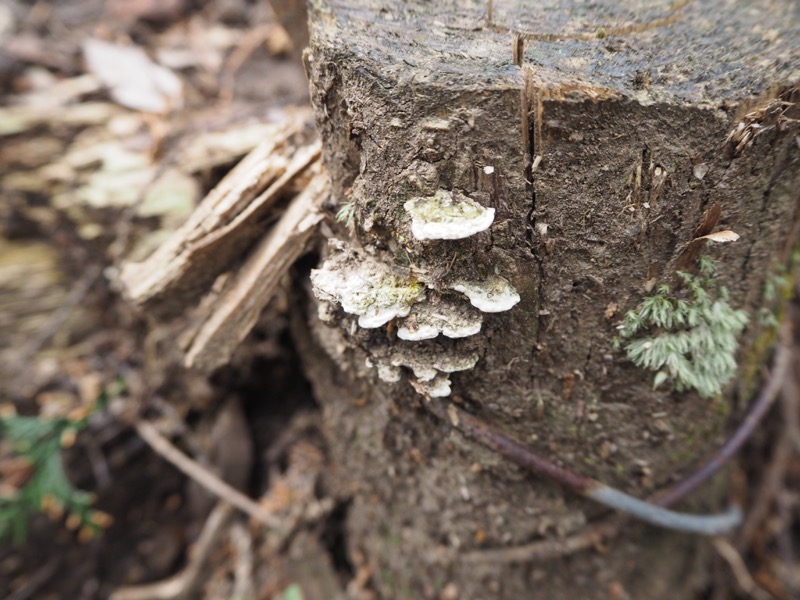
[182,169,328,372]
[119,108,329,372]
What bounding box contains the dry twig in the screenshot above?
[7,557,61,600]
[134,419,284,529]
[109,501,234,600]
[460,523,618,564]
[430,398,742,536]
[229,521,256,600]
[712,537,771,600]
[182,167,328,371]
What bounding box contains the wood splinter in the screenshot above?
[118,108,328,372]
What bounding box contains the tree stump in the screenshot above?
[297,1,800,597]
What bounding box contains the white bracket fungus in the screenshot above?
[311,249,426,328]
[404,189,495,241]
[388,345,479,379]
[376,363,402,383]
[367,344,480,397]
[415,373,452,398]
[312,171,521,399]
[397,299,483,341]
[386,345,479,397]
[451,276,520,313]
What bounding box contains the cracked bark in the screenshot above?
[296,1,800,598]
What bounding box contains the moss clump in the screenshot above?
[335,201,356,230]
[615,257,748,398]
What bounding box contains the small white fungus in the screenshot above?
[369,345,479,397]
[377,364,402,383]
[405,364,439,382]
[397,322,440,341]
[404,190,495,241]
[397,299,482,341]
[388,345,479,381]
[416,373,452,398]
[451,276,520,313]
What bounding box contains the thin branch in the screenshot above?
[134,419,285,529]
[428,398,742,536]
[453,318,793,561]
[85,435,112,491]
[591,488,740,534]
[655,321,792,507]
[712,537,771,600]
[229,521,255,600]
[460,523,618,564]
[110,501,234,600]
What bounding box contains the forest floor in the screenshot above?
[0,1,798,599]
[0,2,353,599]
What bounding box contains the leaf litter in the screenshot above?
[0,1,344,599]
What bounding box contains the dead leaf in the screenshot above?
[677,203,739,267]
[696,230,740,243]
[0,456,34,492]
[82,38,183,113]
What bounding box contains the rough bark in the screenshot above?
[297,1,800,598]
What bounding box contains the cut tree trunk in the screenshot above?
[296,1,800,598]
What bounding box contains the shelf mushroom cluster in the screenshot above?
[311,188,520,397]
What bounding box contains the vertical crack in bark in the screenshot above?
[521,64,547,345]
